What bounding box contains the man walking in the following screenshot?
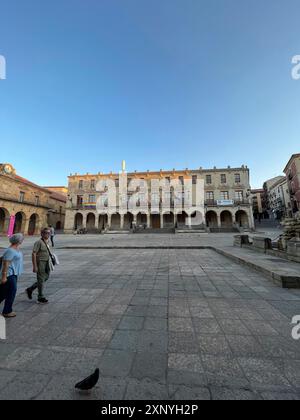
[49,225,55,247]
[26,228,52,304]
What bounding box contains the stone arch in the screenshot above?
[28,213,39,235]
[177,211,188,227]
[206,210,218,228]
[0,207,10,234]
[236,210,249,228]
[86,213,96,231]
[124,212,134,229]
[99,214,108,230]
[137,212,147,226]
[74,213,83,230]
[190,210,204,226]
[163,212,174,228]
[13,212,26,234]
[111,213,121,229]
[150,214,161,229]
[220,210,233,227]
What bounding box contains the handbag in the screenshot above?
[42,240,59,267]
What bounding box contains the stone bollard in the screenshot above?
[252,237,272,252]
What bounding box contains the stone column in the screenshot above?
[249,209,255,230]
[147,213,151,228]
[64,210,75,234]
[120,214,124,229]
[4,215,10,234]
[160,213,164,229]
[187,215,192,229]
[82,213,87,229]
[23,217,30,236]
[217,213,221,228]
[107,214,112,229]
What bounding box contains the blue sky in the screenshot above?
[0,0,299,188]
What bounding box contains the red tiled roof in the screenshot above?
[14,175,50,192]
[49,191,67,203]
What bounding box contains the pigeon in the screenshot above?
[75,368,100,391]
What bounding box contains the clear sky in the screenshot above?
[0,0,299,188]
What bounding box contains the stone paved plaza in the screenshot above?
[0,233,300,400]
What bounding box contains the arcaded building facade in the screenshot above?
[64,164,254,233]
[0,163,66,236]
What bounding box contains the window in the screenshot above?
[179,176,184,185]
[192,175,197,185]
[220,191,229,200]
[59,206,62,214]
[35,196,39,206]
[90,180,95,190]
[77,195,83,206]
[206,175,212,184]
[235,191,243,201]
[79,180,83,189]
[235,173,241,184]
[89,195,96,203]
[206,191,214,201]
[19,192,25,203]
[152,193,160,204]
[115,178,119,188]
[221,174,227,184]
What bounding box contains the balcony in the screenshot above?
[234,199,251,205]
[69,203,97,210]
[205,199,250,207]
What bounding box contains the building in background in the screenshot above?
[65,163,254,233]
[44,186,68,196]
[251,189,268,221]
[267,177,292,220]
[263,176,285,220]
[284,153,300,218]
[0,163,66,235]
[45,189,66,231]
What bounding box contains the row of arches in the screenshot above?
[74,209,250,231]
[0,207,62,236]
[0,209,39,235]
[206,210,249,228]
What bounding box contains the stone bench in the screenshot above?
[252,237,272,251]
[287,239,300,258]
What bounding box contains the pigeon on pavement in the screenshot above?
[75,368,100,391]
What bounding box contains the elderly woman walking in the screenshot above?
[0,233,24,318]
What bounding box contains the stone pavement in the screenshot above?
[0,234,300,400]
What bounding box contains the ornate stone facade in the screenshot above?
[65,164,254,233]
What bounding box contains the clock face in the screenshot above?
[4,164,12,174]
